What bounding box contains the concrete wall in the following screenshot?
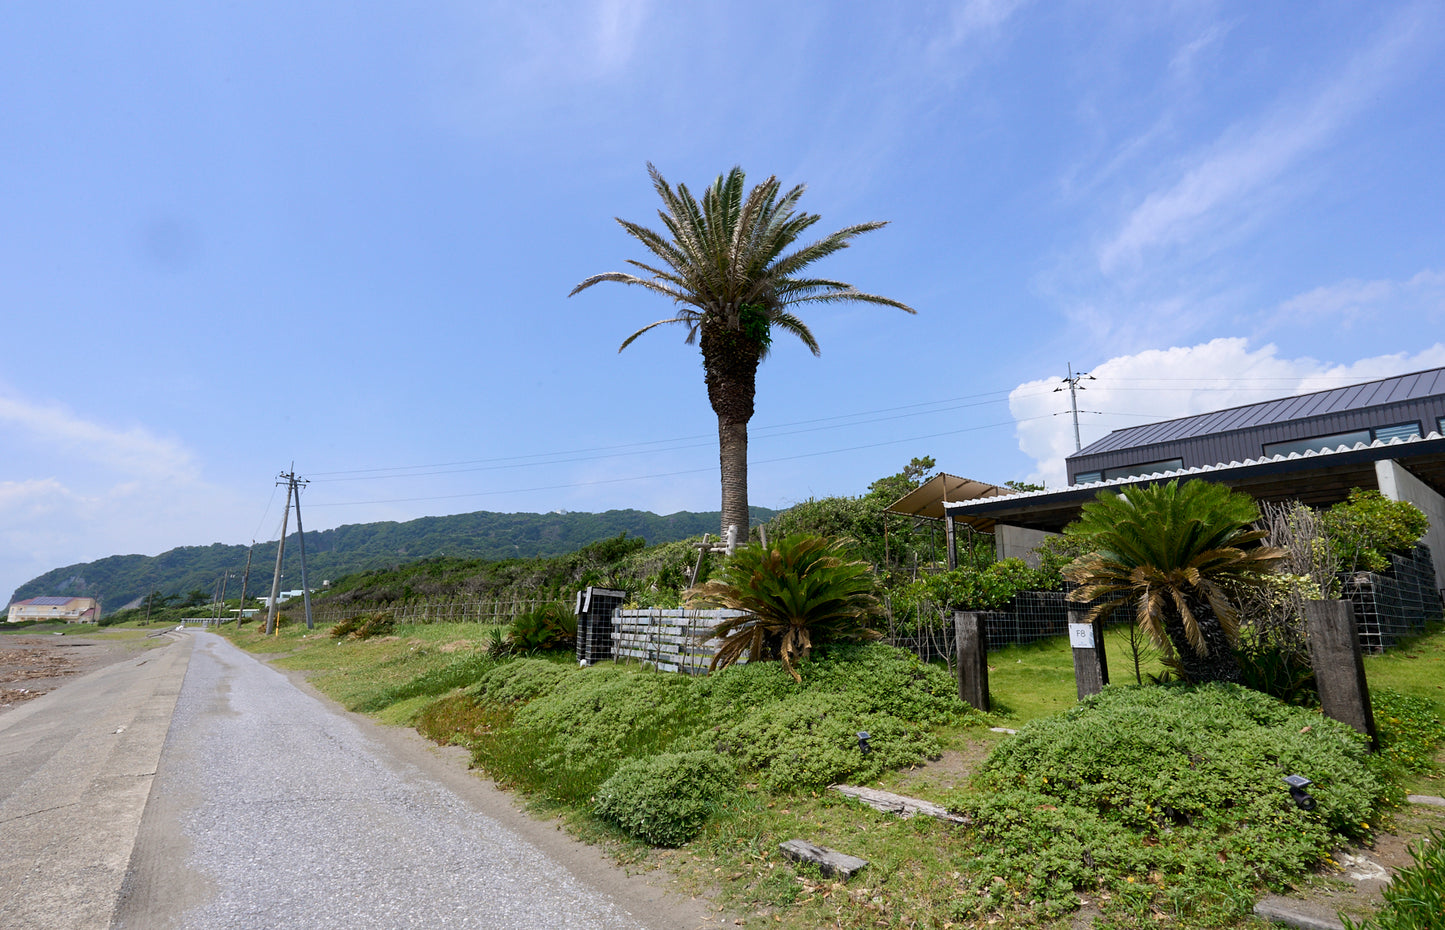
[994,524,1059,568]
[1375,458,1445,591]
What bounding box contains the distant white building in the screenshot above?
[256,590,311,608]
[8,596,102,624]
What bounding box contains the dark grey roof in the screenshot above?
[25,596,75,606]
[1075,366,1445,456]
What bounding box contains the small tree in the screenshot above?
[688,535,882,681]
[1063,480,1284,684]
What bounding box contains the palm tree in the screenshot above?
[1063,479,1284,684]
[687,534,882,682]
[570,164,914,539]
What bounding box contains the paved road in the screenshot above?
[4,632,714,929]
[0,631,191,930]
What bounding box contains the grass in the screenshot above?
[213,616,1445,930]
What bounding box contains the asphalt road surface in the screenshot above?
[3,632,716,930]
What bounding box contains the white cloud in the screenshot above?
[1009,339,1445,487]
[1097,5,1432,275]
[0,388,256,604]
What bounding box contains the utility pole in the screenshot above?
[265,471,295,636]
[265,466,312,634]
[292,475,314,630]
[1055,363,1095,453]
[236,542,253,626]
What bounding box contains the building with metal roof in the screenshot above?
[7,596,101,624]
[941,367,1445,587]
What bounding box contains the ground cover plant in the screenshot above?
[945,684,1386,922]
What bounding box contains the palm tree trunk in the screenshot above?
[1163,599,1243,684]
[718,415,749,539]
[701,320,763,540]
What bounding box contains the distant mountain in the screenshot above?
[9,507,777,612]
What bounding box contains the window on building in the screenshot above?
[1264,430,1371,458]
[1373,422,1422,443]
[1102,458,1184,480]
[1438,416,1445,435]
[1074,470,1103,484]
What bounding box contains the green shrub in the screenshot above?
[799,642,977,726]
[689,534,883,681]
[593,750,738,846]
[698,692,940,793]
[505,602,577,652]
[1323,489,1430,574]
[947,684,1386,920]
[496,666,701,802]
[329,614,365,639]
[1342,828,1445,930]
[352,612,395,640]
[897,558,1059,613]
[695,643,972,729]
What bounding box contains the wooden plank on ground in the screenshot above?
[778,839,868,880]
[830,785,970,825]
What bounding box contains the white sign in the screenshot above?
[1068,622,1096,649]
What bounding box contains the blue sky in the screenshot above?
[4,1,1444,603]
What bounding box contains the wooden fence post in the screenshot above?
[1068,606,1109,700]
[953,611,989,711]
[1305,600,1379,751]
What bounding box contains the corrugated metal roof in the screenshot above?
[950,427,1445,513]
[24,596,76,606]
[1076,367,1445,456]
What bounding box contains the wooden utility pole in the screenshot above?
[264,473,295,635]
[292,476,314,630]
[236,543,253,626]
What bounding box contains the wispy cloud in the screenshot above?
[1097,4,1434,275]
[0,392,197,480]
[1264,269,1445,331]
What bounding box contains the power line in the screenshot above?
[304,389,1028,482]
[304,414,1050,509]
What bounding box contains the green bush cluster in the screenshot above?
[478,665,698,803]
[1343,828,1445,930]
[593,751,738,846]
[468,657,575,705]
[452,643,970,839]
[695,692,941,792]
[328,611,395,640]
[947,684,1386,919]
[502,602,576,652]
[896,558,1060,614]
[1323,489,1431,574]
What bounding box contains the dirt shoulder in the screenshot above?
[0,631,161,714]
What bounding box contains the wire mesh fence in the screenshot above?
[306,596,557,626]
[1345,545,1443,653]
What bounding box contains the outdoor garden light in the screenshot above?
[857,731,872,756]
[1283,774,1317,811]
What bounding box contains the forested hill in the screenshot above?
[9,507,777,611]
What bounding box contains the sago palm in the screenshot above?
[1063,479,1284,684]
[687,534,882,682]
[570,164,914,539]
